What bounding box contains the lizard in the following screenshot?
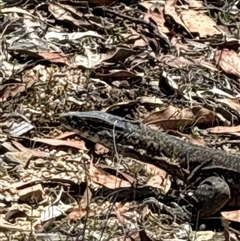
[59,111,240,219]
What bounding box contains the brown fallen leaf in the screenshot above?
[180,9,221,37]
[68,187,94,220]
[97,164,136,185]
[195,59,218,71]
[164,0,190,34]
[32,137,87,150]
[142,163,171,192]
[143,105,191,130]
[38,52,70,65]
[68,208,96,220]
[207,125,240,134]
[0,77,35,102]
[79,187,92,210]
[130,28,148,47]
[54,131,76,140]
[114,206,125,225]
[146,175,171,193]
[215,49,240,78]
[138,96,163,105]
[11,140,49,157]
[115,202,130,216]
[143,105,219,130]
[221,210,240,223]
[144,162,168,176]
[89,164,131,189]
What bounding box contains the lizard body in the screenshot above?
[60,111,239,217]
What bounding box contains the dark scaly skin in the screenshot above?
[59,111,240,216]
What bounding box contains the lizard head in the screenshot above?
[59,111,140,147]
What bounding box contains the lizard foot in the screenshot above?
[192,176,231,218]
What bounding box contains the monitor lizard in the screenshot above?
[60,111,240,219]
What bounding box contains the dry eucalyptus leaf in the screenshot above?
[31,137,87,150]
[89,165,131,188]
[11,141,49,158]
[215,49,240,78]
[79,187,92,209]
[217,98,240,114]
[180,10,221,37]
[207,125,240,134]
[221,210,240,223]
[38,52,70,65]
[164,0,189,34]
[143,106,220,130]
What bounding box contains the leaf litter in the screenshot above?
[1,0,240,240]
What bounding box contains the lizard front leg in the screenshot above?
[192,176,231,218]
